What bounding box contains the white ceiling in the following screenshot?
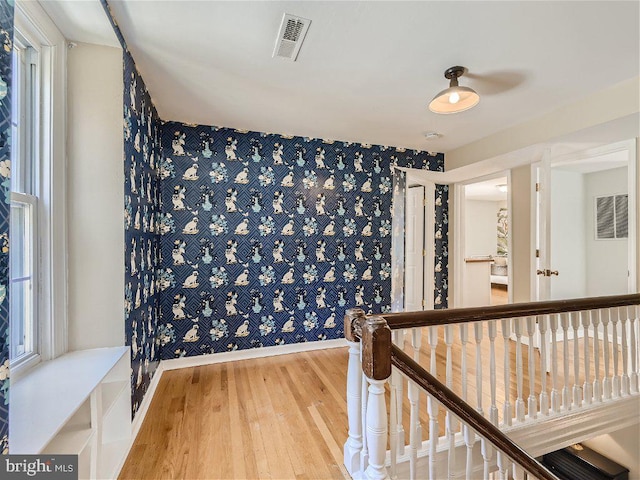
[40,1,639,153]
[465,177,508,202]
[39,0,119,48]
[553,150,629,174]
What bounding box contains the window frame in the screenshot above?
[9,193,38,364]
[10,1,67,382]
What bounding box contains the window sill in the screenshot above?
[10,353,41,384]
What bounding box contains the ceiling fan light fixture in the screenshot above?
[429,66,480,114]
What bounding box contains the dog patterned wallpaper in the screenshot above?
[102,0,164,418]
[0,0,11,452]
[157,123,448,358]
[123,51,162,417]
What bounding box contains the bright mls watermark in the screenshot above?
[2,455,78,479]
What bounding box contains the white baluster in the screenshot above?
[571,311,582,408]
[526,316,537,419]
[344,339,363,475]
[481,438,493,480]
[460,324,469,403]
[488,320,499,425]
[445,325,454,390]
[592,310,602,402]
[474,322,484,416]
[550,313,561,413]
[389,372,397,480]
[611,308,621,398]
[364,377,389,480]
[513,463,526,480]
[582,311,592,405]
[393,330,406,456]
[619,306,630,396]
[501,318,513,426]
[514,317,525,423]
[538,315,549,416]
[629,305,638,394]
[461,324,475,480]
[408,329,423,478]
[361,343,369,472]
[560,312,571,410]
[497,452,510,480]
[463,423,475,480]
[602,309,612,400]
[446,415,456,480]
[427,393,439,480]
[428,327,440,480]
[444,325,457,479]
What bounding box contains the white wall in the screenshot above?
[67,43,125,350]
[464,200,502,257]
[584,166,629,296]
[511,165,533,302]
[582,424,640,480]
[550,169,587,299]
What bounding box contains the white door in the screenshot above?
[405,186,425,311]
[536,142,636,301]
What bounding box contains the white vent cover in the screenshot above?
[273,13,311,61]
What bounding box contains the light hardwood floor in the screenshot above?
[491,285,509,305]
[120,349,352,480]
[120,329,618,479]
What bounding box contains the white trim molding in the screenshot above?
[162,338,347,371]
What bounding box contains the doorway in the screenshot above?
[536,141,637,301]
[455,174,511,307]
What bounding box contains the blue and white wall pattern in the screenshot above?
[0,0,12,453]
[123,50,162,418]
[157,123,448,358]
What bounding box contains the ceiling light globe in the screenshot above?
[429,86,480,114]
[428,66,479,114]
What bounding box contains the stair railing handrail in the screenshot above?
[391,343,558,480]
[379,293,640,330]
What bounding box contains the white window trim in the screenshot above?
[11,1,67,382]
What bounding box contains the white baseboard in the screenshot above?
[122,338,348,475]
[161,338,348,371]
[129,362,165,445]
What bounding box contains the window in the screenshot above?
[8,1,67,380]
[10,33,39,363]
[596,194,628,240]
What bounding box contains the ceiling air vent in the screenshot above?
[273,13,311,61]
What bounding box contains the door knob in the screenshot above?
[537,269,559,277]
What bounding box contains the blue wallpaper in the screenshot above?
[123,51,162,418]
[157,124,448,358]
[0,0,11,453]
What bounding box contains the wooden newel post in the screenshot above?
[362,315,392,480]
[344,308,366,476]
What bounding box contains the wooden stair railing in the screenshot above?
[381,293,640,329]
[344,294,640,480]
